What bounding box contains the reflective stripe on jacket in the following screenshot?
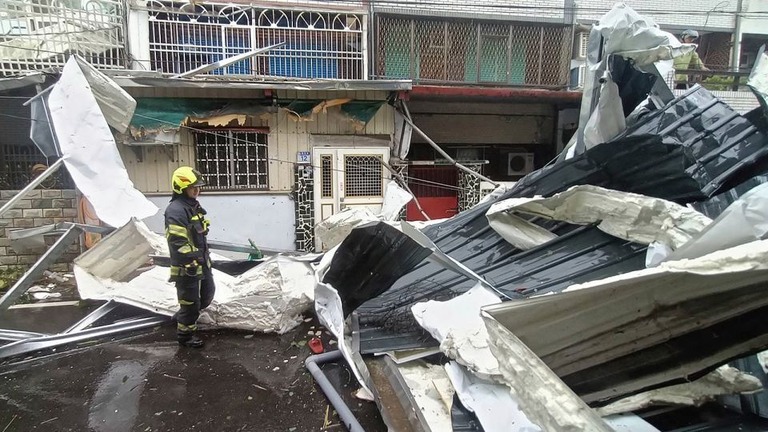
[164,194,211,281]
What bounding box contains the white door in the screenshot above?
[313,147,390,251]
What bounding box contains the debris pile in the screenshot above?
[2,3,768,431]
[309,5,768,431]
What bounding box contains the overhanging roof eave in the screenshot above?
[103,72,412,92]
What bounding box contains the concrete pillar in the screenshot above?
[127,0,151,71]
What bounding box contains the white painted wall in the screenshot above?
[372,0,565,21]
[742,0,768,35]
[142,194,297,252]
[574,0,737,30]
[673,89,760,113]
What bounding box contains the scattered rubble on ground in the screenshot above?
[2,3,768,431]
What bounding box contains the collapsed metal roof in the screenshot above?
[328,85,768,356]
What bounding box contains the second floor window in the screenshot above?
[147,2,364,79]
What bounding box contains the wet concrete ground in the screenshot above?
[0,315,386,432]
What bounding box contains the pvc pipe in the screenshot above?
[305,350,366,432]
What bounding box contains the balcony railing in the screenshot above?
[375,16,571,88]
[676,69,753,92]
[0,0,125,76]
[146,1,365,80]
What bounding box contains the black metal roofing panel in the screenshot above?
[339,86,768,355]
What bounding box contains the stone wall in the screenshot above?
[293,165,315,252]
[458,165,483,212]
[0,189,80,272]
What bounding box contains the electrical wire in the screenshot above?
[0,3,762,67]
[0,110,473,194]
[127,1,768,16]
[0,112,48,122]
[131,112,472,193]
[0,24,122,38]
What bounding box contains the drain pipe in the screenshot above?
[731,0,744,72]
[305,350,366,432]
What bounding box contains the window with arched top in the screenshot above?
[146,3,364,79]
[177,3,211,23]
[218,6,251,26]
[257,9,290,28]
[332,14,361,31]
[296,12,326,30]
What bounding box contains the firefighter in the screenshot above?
[165,166,215,348]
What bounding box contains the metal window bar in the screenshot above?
[321,155,333,198]
[376,15,570,88]
[0,144,73,190]
[194,130,268,190]
[0,0,125,76]
[147,1,364,80]
[344,155,382,197]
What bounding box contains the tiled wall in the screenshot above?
[458,166,483,212]
[293,165,315,252]
[0,189,80,272]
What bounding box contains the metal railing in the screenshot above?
[676,69,753,92]
[375,16,571,88]
[146,1,365,80]
[0,0,125,76]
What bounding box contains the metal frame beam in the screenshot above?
[0,316,166,361]
[0,225,81,311]
[63,300,119,333]
[0,329,47,342]
[172,43,286,78]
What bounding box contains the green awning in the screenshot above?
[130,98,228,129]
[130,98,387,131]
[341,101,386,124]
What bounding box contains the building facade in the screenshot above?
[0,0,765,252]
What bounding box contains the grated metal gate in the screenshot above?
[146,1,365,79]
[321,155,333,198]
[344,155,383,197]
[376,16,571,87]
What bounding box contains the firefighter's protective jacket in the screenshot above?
[164,194,211,281]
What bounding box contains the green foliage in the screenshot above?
[0,266,25,292]
[703,75,736,91]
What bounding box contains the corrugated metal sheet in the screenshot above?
[340,85,768,355]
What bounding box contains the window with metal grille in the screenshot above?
[0,0,126,76]
[194,130,269,190]
[146,2,364,79]
[377,16,571,87]
[0,144,72,189]
[321,155,333,198]
[344,155,382,197]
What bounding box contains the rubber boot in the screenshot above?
[178,334,204,348]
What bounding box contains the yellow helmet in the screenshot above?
[171,166,206,194]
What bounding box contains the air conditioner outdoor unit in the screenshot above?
[507,152,534,176]
[575,64,587,88]
[578,32,589,59]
